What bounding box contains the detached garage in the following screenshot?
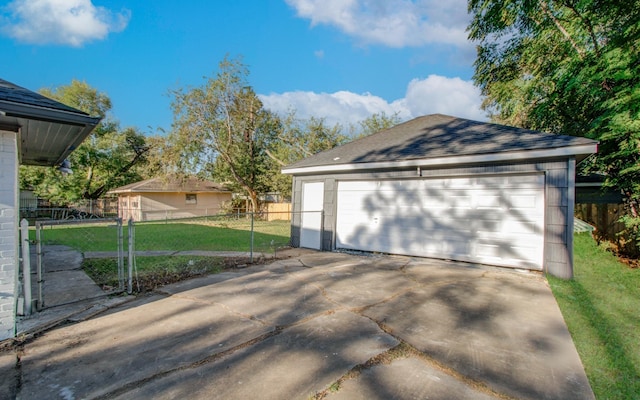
[282,114,597,278]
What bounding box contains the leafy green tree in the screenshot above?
[265,113,351,198]
[136,134,180,179]
[265,112,403,198]
[468,0,640,248]
[19,80,150,203]
[349,111,402,138]
[169,56,279,212]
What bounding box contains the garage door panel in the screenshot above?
[336,175,544,269]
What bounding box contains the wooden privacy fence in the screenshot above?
[575,203,638,256]
[575,203,626,239]
[264,203,292,221]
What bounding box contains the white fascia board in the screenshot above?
[282,143,598,175]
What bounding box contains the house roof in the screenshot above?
[108,177,231,194]
[282,114,598,175]
[0,78,101,166]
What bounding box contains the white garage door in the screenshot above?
[336,174,545,269]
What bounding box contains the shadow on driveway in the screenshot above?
[7,251,594,400]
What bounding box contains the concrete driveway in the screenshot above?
[3,251,594,399]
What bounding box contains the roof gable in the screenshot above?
[283,114,598,174]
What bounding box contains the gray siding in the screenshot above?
[291,158,576,278]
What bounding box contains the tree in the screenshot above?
[137,134,180,179]
[19,80,150,203]
[265,112,404,198]
[350,111,402,138]
[169,56,279,212]
[265,113,351,198]
[468,0,640,248]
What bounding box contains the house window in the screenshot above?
[131,201,139,208]
[186,194,197,204]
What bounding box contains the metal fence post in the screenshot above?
[250,212,254,263]
[127,218,134,294]
[20,219,32,315]
[117,218,124,291]
[35,221,44,310]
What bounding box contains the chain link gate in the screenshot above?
[32,218,126,310]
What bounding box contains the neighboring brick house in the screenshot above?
[0,79,99,341]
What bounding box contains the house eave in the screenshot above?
[1,100,101,167]
[0,100,100,126]
[109,189,232,195]
[282,143,598,175]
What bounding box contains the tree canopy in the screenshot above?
[168,56,405,209]
[19,80,150,203]
[169,56,281,212]
[468,0,640,221]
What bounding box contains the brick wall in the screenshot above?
[0,130,18,341]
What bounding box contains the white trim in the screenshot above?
[282,144,598,175]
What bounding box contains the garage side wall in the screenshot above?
[0,130,18,340]
[290,158,575,278]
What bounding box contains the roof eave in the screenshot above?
[282,143,598,175]
[0,100,101,126]
[108,188,232,195]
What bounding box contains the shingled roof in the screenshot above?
[109,177,230,194]
[0,79,91,115]
[282,114,597,175]
[0,78,101,166]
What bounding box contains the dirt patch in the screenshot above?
[618,256,639,269]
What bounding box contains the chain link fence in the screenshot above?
[27,218,124,311]
[24,212,299,305]
[127,212,293,291]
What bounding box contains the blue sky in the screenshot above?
[0,0,485,134]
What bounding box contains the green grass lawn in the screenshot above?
[33,219,291,253]
[548,233,640,399]
[36,218,291,292]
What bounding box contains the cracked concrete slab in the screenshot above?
[325,356,500,400]
[161,269,337,326]
[362,269,594,400]
[291,260,419,309]
[110,311,399,400]
[12,252,594,400]
[18,295,272,400]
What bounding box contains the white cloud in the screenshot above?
[1,0,130,46]
[285,0,471,48]
[259,75,486,128]
[399,75,486,120]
